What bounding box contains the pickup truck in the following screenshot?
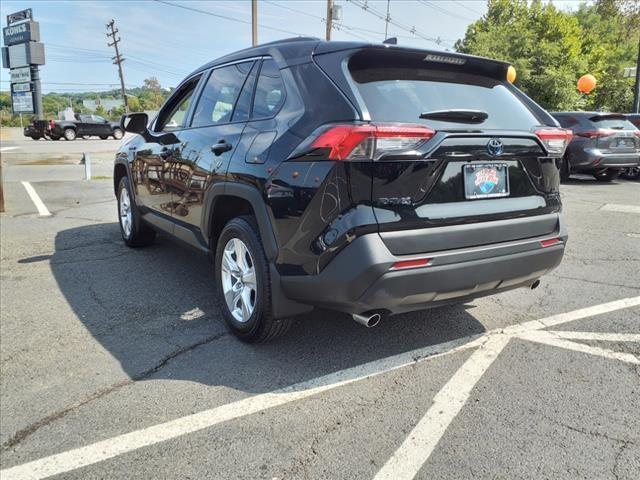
[23,114,124,141]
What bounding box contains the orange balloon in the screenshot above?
[577,74,597,94]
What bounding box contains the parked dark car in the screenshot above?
[551,111,640,182]
[24,114,125,141]
[114,38,570,342]
[621,113,640,180]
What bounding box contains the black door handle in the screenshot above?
[211,140,233,156]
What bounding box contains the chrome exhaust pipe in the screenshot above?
[352,312,382,328]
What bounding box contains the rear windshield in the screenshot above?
[590,116,636,130]
[350,63,541,131]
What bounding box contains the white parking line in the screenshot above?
[0,146,19,152]
[20,182,51,217]
[373,334,511,480]
[548,331,640,342]
[600,203,640,214]
[519,330,640,364]
[1,296,639,480]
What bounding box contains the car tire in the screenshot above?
[215,216,292,343]
[99,135,109,140]
[560,156,570,183]
[112,128,124,140]
[50,136,60,141]
[622,167,640,180]
[63,128,76,141]
[593,168,620,182]
[117,176,156,248]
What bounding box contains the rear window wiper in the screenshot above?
[419,109,488,124]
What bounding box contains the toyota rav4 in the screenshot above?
[115,38,569,342]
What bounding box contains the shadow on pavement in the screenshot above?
[49,223,485,394]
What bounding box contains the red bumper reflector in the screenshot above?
[390,258,431,270]
[540,238,562,248]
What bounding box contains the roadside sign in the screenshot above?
[7,9,32,25]
[3,21,40,46]
[12,91,35,113]
[10,66,31,82]
[6,42,45,68]
[623,67,637,78]
[11,82,31,93]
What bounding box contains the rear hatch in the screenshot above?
[314,47,566,255]
[588,114,640,153]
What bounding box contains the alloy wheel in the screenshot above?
[119,187,132,238]
[221,238,257,323]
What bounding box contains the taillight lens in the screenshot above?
[534,128,573,156]
[310,123,435,161]
[540,238,562,248]
[49,119,55,130]
[390,258,432,270]
[576,129,616,139]
[633,130,640,138]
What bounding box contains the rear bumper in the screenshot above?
[281,215,567,315]
[573,149,640,169]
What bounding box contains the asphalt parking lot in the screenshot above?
[1,133,639,479]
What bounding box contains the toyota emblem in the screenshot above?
[487,138,504,156]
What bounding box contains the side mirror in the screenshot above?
[121,113,148,134]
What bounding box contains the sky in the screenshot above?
[0,0,588,94]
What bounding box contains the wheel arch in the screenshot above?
[204,182,278,261]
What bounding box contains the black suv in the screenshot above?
[115,38,569,342]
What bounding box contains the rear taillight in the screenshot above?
[49,119,55,130]
[575,129,616,139]
[310,123,435,161]
[633,130,640,138]
[534,128,573,156]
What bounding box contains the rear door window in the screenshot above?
[252,59,285,119]
[191,61,254,127]
[350,61,540,131]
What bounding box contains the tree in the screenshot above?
[456,0,639,112]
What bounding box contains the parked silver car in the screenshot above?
[551,112,640,182]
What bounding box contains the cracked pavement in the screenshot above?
[0,168,639,479]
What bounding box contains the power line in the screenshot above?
[154,0,305,37]
[347,0,450,46]
[418,1,475,23]
[450,0,485,17]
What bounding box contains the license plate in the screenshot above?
[463,163,509,200]
[616,138,631,148]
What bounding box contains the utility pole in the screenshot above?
[384,0,391,40]
[252,0,258,46]
[106,19,128,113]
[633,34,640,113]
[326,0,334,41]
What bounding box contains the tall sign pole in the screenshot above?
[2,8,46,119]
[251,0,258,47]
[633,34,640,114]
[106,19,128,113]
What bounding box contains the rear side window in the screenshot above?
[589,116,636,130]
[191,61,253,127]
[554,116,578,128]
[252,59,285,119]
[349,56,540,131]
[231,62,259,122]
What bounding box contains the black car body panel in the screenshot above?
[115,38,568,318]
